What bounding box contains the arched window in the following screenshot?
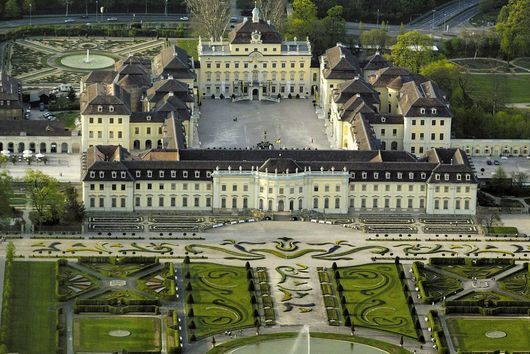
[40,143,46,153]
[61,143,68,153]
[133,140,140,150]
[145,140,152,149]
[298,199,303,210]
[268,199,273,210]
[313,198,318,209]
[324,198,329,209]
[232,197,238,209]
[259,199,264,210]
[381,141,386,150]
[335,198,340,209]
[391,141,398,150]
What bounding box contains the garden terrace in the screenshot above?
[419,217,474,224]
[184,262,257,339]
[149,224,202,232]
[457,290,520,302]
[365,225,418,233]
[421,225,478,234]
[430,258,515,279]
[360,215,415,224]
[333,263,418,338]
[87,216,144,223]
[149,216,205,223]
[88,224,144,232]
[498,265,530,300]
[317,267,341,326]
[58,262,100,300]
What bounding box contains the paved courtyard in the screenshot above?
[198,99,330,149]
[1,154,80,182]
[471,156,530,179]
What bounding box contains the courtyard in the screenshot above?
[198,99,330,149]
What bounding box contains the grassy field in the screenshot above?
[338,264,417,338]
[498,268,530,300]
[54,111,78,129]
[177,38,199,60]
[74,316,161,352]
[6,261,58,354]
[186,262,254,338]
[487,226,519,234]
[468,74,530,103]
[458,290,517,302]
[448,317,530,352]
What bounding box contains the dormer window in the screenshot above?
[109,105,114,112]
[183,171,188,178]
[206,171,212,178]
[195,171,200,178]
[374,172,379,179]
[385,172,391,179]
[171,170,176,178]
[421,172,426,179]
[381,117,386,123]
[435,174,440,180]
[465,174,471,181]
[99,171,104,178]
[362,172,367,179]
[431,108,437,114]
[159,171,165,178]
[444,174,449,181]
[456,174,461,181]
[146,116,151,121]
[147,170,152,178]
[90,171,95,178]
[420,108,426,114]
[409,172,414,179]
[136,171,141,177]
[112,171,117,178]
[121,171,126,178]
[97,105,103,112]
[397,172,403,179]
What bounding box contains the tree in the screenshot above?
[420,59,462,97]
[67,87,76,103]
[257,0,287,30]
[496,0,530,59]
[390,31,434,73]
[0,155,7,167]
[360,28,390,50]
[3,0,21,18]
[185,0,230,40]
[61,187,85,223]
[490,166,511,193]
[476,207,501,230]
[24,170,64,229]
[286,0,318,40]
[0,172,13,218]
[511,171,528,190]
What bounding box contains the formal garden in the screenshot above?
[183,261,264,340]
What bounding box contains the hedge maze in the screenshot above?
[184,262,263,339]
[332,263,420,339]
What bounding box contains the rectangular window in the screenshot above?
[90,198,95,207]
[159,197,164,207]
[99,198,104,207]
[456,200,461,209]
[147,197,152,207]
[194,197,200,207]
[135,197,140,207]
[182,197,188,207]
[443,200,449,210]
[396,199,401,208]
[120,198,125,208]
[206,197,212,207]
[171,197,176,207]
[183,183,188,191]
[408,199,413,208]
[313,185,319,192]
[372,198,378,209]
[464,200,470,209]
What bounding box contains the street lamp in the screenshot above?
[432,9,436,30]
[95,0,99,22]
[65,0,69,17]
[376,9,380,27]
[443,12,446,31]
[164,0,168,16]
[145,0,148,14]
[29,3,32,26]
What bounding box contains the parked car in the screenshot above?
[230,16,238,23]
[80,14,89,19]
[493,160,500,165]
[107,17,118,21]
[500,156,508,160]
[179,16,189,21]
[64,18,75,23]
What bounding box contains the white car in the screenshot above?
[179,16,189,21]
[64,18,75,23]
[107,17,118,21]
[500,156,508,160]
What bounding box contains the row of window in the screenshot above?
[133,126,162,135]
[136,182,211,191]
[411,133,445,141]
[89,195,213,208]
[88,117,123,124]
[88,131,123,139]
[205,85,306,95]
[350,184,425,192]
[434,199,471,210]
[88,170,210,179]
[411,118,445,126]
[205,71,306,82]
[350,197,425,209]
[205,60,304,70]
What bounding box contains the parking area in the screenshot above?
[198,99,330,149]
[471,156,530,179]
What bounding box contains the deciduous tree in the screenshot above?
[496,0,530,59]
[185,0,231,40]
[0,172,13,218]
[360,28,390,50]
[24,170,64,229]
[257,0,287,30]
[390,31,434,73]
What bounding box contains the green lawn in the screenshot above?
[6,261,58,354]
[186,262,255,338]
[498,268,530,300]
[448,317,530,352]
[74,316,161,352]
[177,38,199,60]
[468,74,530,103]
[487,226,519,234]
[338,264,417,338]
[457,290,517,302]
[54,111,79,129]
[513,57,530,70]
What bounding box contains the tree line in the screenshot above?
[0,0,186,19]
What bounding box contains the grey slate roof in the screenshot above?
[322,45,361,80]
[228,19,282,44]
[0,120,72,136]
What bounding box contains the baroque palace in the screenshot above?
[80,5,480,216]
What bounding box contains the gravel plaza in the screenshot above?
[197,99,330,149]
